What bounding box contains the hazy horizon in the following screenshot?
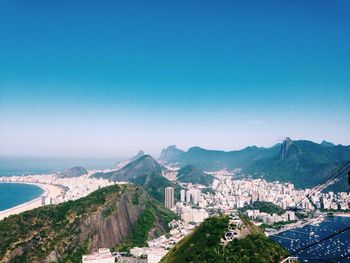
[1,1,350,158]
[0,137,347,160]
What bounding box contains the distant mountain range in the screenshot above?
[87,138,350,195]
[159,138,350,191]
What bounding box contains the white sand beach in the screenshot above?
[0,183,63,221]
[334,213,350,217]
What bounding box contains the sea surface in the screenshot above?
[271,216,350,262]
[0,157,119,176]
[0,183,44,211]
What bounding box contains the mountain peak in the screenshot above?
[132,150,145,160]
[159,145,184,162]
[112,154,163,181]
[280,137,293,159]
[115,150,146,169]
[135,154,157,163]
[188,146,205,152]
[321,140,335,147]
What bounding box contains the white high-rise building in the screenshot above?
[186,190,191,203]
[192,189,201,205]
[165,187,174,209]
[180,189,186,202]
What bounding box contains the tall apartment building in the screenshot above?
[165,187,174,209]
[180,189,185,202]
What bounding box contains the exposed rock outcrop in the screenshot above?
[159,145,184,162]
[280,137,293,159]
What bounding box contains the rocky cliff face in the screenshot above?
[280,137,293,159]
[79,189,147,251]
[159,145,184,162]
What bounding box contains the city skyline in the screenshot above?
[1,0,350,158]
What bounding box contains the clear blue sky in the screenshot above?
[0,0,349,158]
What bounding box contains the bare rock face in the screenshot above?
[3,247,24,263]
[159,145,184,162]
[280,137,293,159]
[80,189,148,251]
[45,250,61,263]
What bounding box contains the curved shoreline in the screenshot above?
[0,182,63,221]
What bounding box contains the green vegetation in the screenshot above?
[202,187,215,195]
[162,216,229,263]
[116,200,177,251]
[239,215,264,235]
[117,206,155,250]
[162,216,287,263]
[260,220,297,230]
[93,155,182,203]
[132,172,182,202]
[240,201,284,215]
[176,165,214,186]
[132,191,140,205]
[224,234,288,263]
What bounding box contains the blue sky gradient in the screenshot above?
[0,0,349,158]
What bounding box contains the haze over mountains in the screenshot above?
[114,150,145,170]
[88,138,350,194]
[159,138,350,191]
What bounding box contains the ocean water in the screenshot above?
[271,216,350,262]
[0,157,119,176]
[0,183,44,211]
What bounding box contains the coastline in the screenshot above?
[0,182,63,221]
[333,213,350,217]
